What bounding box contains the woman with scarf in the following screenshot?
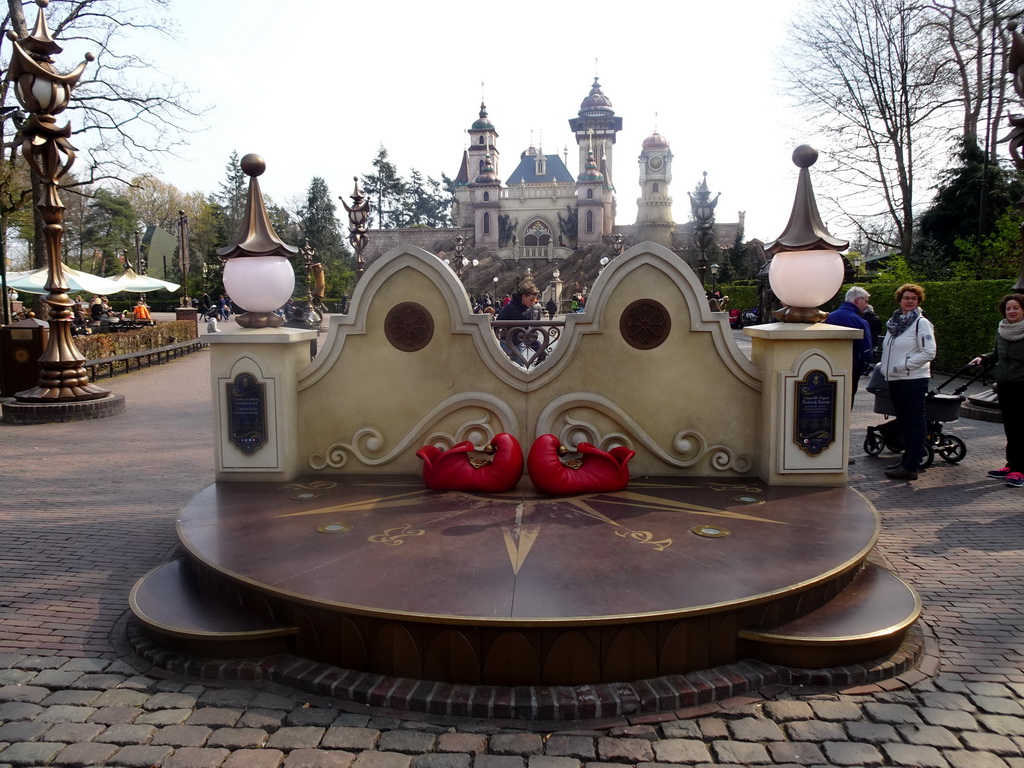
[880,284,936,481]
[970,294,1024,489]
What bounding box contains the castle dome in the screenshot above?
[471,102,495,131]
[578,77,614,117]
[642,131,669,150]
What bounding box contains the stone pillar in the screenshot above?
[175,306,198,336]
[206,326,318,482]
[744,322,862,486]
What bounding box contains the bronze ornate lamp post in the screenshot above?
[7,0,107,402]
[766,146,847,323]
[1003,23,1024,291]
[341,178,370,281]
[688,173,719,287]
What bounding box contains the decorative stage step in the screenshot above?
[129,559,297,658]
[738,563,921,669]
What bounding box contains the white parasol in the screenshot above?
[6,264,124,296]
[110,268,180,294]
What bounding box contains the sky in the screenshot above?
[69,0,819,244]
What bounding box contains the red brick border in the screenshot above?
[126,620,929,722]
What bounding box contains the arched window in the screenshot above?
[524,219,551,246]
[483,212,490,234]
[483,191,489,201]
[653,183,659,193]
[478,136,485,145]
[586,210,594,233]
[586,189,593,199]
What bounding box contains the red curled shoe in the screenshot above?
[416,432,524,493]
[526,433,635,495]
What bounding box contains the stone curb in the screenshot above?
[126,621,930,722]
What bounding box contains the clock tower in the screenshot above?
[635,130,674,248]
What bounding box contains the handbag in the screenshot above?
[866,364,887,394]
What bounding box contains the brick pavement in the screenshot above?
[2,344,1024,766]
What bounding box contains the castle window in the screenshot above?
[653,183,659,193]
[478,136,485,144]
[524,219,551,246]
[483,212,490,234]
[586,189,593,199]
[586,210,594,233]
[483,191,489,201]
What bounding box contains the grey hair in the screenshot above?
[845,286,870,302]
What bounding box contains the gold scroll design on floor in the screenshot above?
[502,488,784,574]
[308,394,519,469]
[277,484,784,576]
[534,393,753,473]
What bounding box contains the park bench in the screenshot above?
[84,338,208,381]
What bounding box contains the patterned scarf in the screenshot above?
[998,318,1024,342]
[886,307,921,338]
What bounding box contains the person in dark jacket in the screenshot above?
[827,286,873,406]
[496,283,542,363]
[971,293,1024,488]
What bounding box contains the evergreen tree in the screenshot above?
[299,177,353,298]
[216,151,248,243]
[361,146,405,228]
[916,139,1024,271]
[82,189,140,275]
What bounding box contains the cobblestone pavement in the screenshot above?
[2,342,1024,767]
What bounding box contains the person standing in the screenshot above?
[970,294,1024,488]
[880,283,936,481]
[496,282,542,362]
[827,286,873,406]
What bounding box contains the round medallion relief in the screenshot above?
[620,299,671,350]
[385,302,434,352]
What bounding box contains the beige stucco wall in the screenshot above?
[294,243,763,478]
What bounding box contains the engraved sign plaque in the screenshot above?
[227,372,267,456]
[794,369,836,456]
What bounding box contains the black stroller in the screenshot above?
[863,364,982,468]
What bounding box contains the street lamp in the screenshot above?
[6,0,107,402]
[766,146,847,323]
[217,154,297,328]
[341,178,370,282]
[710,262,720,294]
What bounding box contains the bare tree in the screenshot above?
[2,0,204,267]
[779,0,952,257]
[928,0,1023,162]
[125,174,184,233]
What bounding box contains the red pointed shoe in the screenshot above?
[416,432,524,493]
[526,433,635,495]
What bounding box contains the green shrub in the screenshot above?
[827,280,1015,374]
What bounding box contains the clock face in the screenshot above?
[648,155,664,171]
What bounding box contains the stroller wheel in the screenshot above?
[938,434,967,463]
[864,430,885,456]
[918,444,935,469]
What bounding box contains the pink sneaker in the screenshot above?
[1007,472,1024,488]
[988,466,1011,479]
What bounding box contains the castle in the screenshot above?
[362,77,743,277]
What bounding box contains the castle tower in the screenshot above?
[568,77,622,191]
[471,150,501,248]
[577,147,606,245]
[635,130,674,248]
[454,102,501,232]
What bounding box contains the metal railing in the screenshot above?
[491,320,565,370]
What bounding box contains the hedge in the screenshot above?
[74,320,198,361]
[719,279,1018,374]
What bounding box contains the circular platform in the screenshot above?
[147,475,908,686]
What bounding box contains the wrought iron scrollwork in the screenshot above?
[491,320,564,370]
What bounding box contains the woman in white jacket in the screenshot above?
[880,283,936,481]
